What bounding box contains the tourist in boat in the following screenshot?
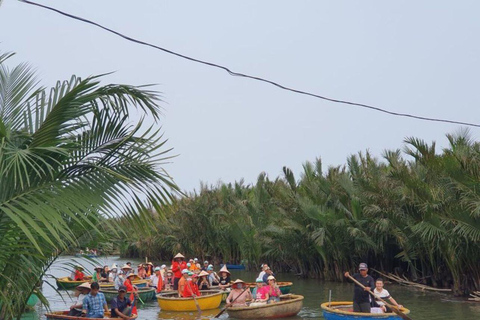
[178,269,189,297]
[197,270,210,290]
[124,273,139,315]
[251,277,264,299]
[262,266,276,284]
[68,282,91,316]
[111,285,135,319]
[116,264,131,290]
[372,278,403,313]
[73,266,85,281]
[258,264,268,280]
[188,259,200,272]
[92,266,103,282]
[264,275,282,303]
[171,253,187,290]
[344,263,375,313]
[207,265,220,286]
[218,265,231,289]
[201,260,209,271]
[137,263,146,279]
[159,264,167,278]
[145,262,154,278]
[150,267,164,293]
[82,282,108,318]
[164,269,174,291]
[193,258,201,270]
[101,265,110,282]
[225,279,252,307]
[120,264,132,278]
[109,264,119,283]
[182,275,200,297]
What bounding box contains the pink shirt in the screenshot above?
[255,286,269,300]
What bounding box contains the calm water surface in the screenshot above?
[22,256,479,320]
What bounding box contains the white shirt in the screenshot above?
[73,293,87,311]
[373,288,391,307]
[151,274,162,289]
[258,271,266,279]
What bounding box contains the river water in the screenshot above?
[22,256,479,320]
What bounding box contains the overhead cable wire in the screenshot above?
[19,0,480,128]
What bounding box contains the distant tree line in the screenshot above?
[122,131,480,296]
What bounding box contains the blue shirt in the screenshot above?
[83,292,107,318]
[110,296,131,317]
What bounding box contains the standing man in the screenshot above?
[171,253,187,290]
[344,263,375,313]
[82,282,108,318]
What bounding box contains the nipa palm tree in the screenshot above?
[0,51,179,319]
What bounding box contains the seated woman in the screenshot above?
[92,266,103,282]
[164,269,174,291]
[264,275,281,303]
[218,265,231,290]
[251,277,264,299]
[372,278,403,313]
[100,265,110,282]
[73,266,85,281]
[207,265,220,286]
[137,264,146,279]
[197,270,210,290]
[225,279,252,307]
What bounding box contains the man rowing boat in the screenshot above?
[344,263,375,313]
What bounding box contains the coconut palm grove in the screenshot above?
[1,50,480,320]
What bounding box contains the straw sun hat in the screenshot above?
[219,265,231,275]
[76,282,91,290]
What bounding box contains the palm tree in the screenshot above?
[0,51,179,319]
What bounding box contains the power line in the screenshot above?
[18,0,480,128]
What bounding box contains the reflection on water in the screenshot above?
[22,256,479,320]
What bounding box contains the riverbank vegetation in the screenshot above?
[123,131,480,296]
[0,51,178,319]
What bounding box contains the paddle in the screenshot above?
[186,281,202,317]
[347,274,413,320]
[214,286,250,318]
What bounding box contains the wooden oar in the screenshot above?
[347,274,413,320]
[214,286,250,318]
[186,281,202,317]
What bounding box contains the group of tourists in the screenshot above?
[68,254,404,317]
[345,263,403,314]
[224,263,282,308]
[69,281,137,320]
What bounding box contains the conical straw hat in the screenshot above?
[233,279,245,284]
[174,253,185,259]
[76,282,91,290]
[198,270,209,277]
[219,265,231,275]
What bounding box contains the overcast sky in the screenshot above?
[1,1,479,193]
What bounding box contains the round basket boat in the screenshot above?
[101,287,156,303]
[45,310,138,320]
[56,276,92,290]
[227,294,303,319]
[321,301,411,320]
[246,282,293,294]
[156,289,223,311]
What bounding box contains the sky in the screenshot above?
[1,1,480,193]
